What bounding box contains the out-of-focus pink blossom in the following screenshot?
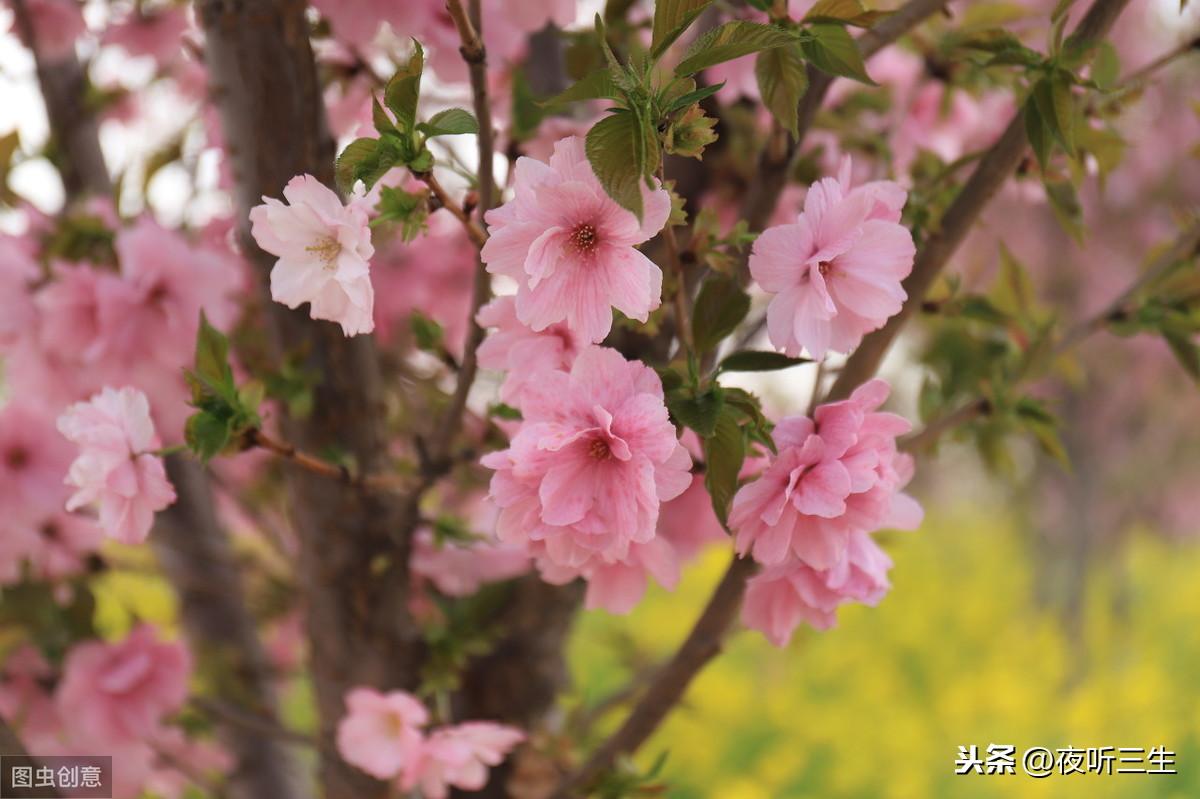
[309,0,406,48]
[250,174,375,336]
[729,379,921,568]
[57,387,177,544]
[750,157,915,359]
[0,401,73,518]
[482,346,692,568]
[411,527,531,597]
[400,722,525,799]
[335,688,428,780]
[0,236,38,346]
[741,530,893,646]
[482,136,670,343]
[10,0,86,61]
[56,625,191,744]
[102,6,188,65]
[476,295,584,407]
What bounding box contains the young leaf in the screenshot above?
[692,274,751,353]
[185,410,234,463]
[385,41,425,131]
[418,108,479,137]
[803,0,882,26]
[585,110,655,219]
[800,23,876,85]
[1023,96,1053,172]
[375,185,429,242]
[410,311,445,352]
[667,388,724,437]
[675,20,797,76]
[193,312,234,395]
[652,0,718,58]
[544,68,622,107]
[335,137,395,193]
[663,81,726,114]
[372,96,396,135]
[755,43,809,136]
[718,351,811,373]
[703,408,746,524]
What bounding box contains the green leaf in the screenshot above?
[652,0,718,59]
[675,20,797,76]
[800,23,875,84]
[372,96,396,135]
[718,350,811,373]
[1091,41,1121,89]
[585,110,655,219]
[193,312,233,392]
[385,41,425,131]
[703,408,746,524]
[544,68,622,107]
[410,310,445,352]
[375,185,430,242]
[1023,96,1053,172]
[487,402,523,421]
[803,0,885,26]
[755,43,809,136]
[185,410,233,463]
[692,274,751,353]
[511,70,547,141]
[1043,179,1084,242]
[418,108,479,137]
[662,78,726,114]
[1163,327,1200,382]
[335,137,396,193]
[668,388,725,437]
[664,105,718,159]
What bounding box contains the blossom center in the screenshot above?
[306,235,343,271]
[4,446,29,470]
[817,260,832,277]
[588,437,611,460]
[570,223,599,256]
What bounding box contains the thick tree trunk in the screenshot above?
[195,3,420,797]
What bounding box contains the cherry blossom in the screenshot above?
[729,379,921,569]
[476,294,584,407]
[401,722,525,799]
[56,625,191,744]
[741,531,893,646]
[481,346,692,568]
[10,0,86,61]
[481,136,671,343]
[250,174,376,336]
[335,688,429,780]
[750,157,916,359]
[57,386,177,544]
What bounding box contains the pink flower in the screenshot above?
[481,136,670,343]
[0,236,38,347]
[729,379,921,568]
[56,625,191,744]
[102,6,189,65]
[750,157,915,359]
[481,346,692,568]
[411,527,531,597]
[250,174,375,336]
[401,722,524,799]
[0,401,74,518]
[476,295,584,407]
[57,386,177,544]
[741,530,893,646]
[335,688,428,780]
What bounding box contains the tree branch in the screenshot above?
[247,428,407,493]
[827,0,1135,401]
[904,218,1200,450]
[426,0,496,466]
[416,171,488,247]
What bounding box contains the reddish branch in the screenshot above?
[555,0,1135,790]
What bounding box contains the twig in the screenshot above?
[246,428,406,493]
[659,162,693,356]
[417,170,488,248]
[905,219,1200,450]
[194,697,321,750]
[426,0,495,468]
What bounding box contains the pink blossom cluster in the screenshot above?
[57,387,177,544]
[481,136,671,344]
[0,215,238,582]
[749,157,916,359]
[336,687,524,798]
[731,379,923,646]
[0,626,209,799]
[477,317,727,611]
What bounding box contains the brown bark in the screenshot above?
[194,2,422,798]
